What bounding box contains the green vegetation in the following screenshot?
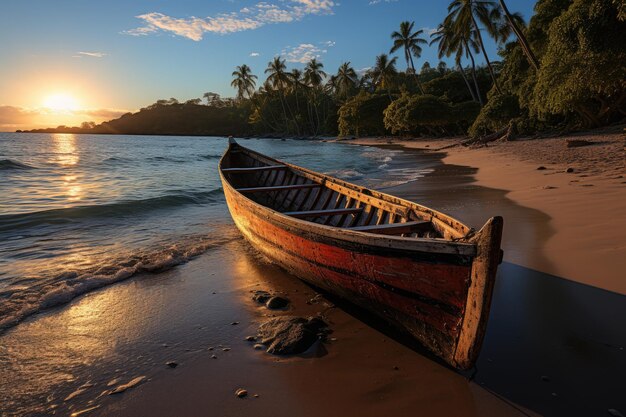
[23,0,624,138]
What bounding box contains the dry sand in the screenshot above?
[349,131,626,295]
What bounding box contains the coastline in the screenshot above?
[347,131,626,295]
[2,133,624,417]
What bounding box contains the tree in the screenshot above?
[231,64,257,100]
[430,21,483,105]
[334,62,358,100]
[390,21,427,93]
[338,91,389,136]
[304,58,327,87]
[446,0,503,93]
[304,59,327,135]
[531,0,626,127]
[265,57,298,134]
[369,54,398,100]
[498,0,540,70]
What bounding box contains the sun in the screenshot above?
[43,93,80,111]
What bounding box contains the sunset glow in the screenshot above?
[43,94,80,112]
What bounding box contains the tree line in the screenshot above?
[21,0,624,138]
[230,0,625,138]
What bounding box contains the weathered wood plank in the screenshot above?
[351,221,431,235]
[284,207,363,218]
[222,165,286,173]
[238,183,320,193]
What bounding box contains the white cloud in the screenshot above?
[77,51,107,58]
[369,0,398,4]
[249,52,260,57]
[281,40,334,63]
[124,1,336,41]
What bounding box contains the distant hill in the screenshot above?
[19,102,251,136]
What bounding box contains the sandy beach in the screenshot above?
[350,130,626,295]
[2,132,624,417]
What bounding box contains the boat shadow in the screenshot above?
[324,261,626,417]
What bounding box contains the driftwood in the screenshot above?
[566,139,595,148]
[462,124,512,147]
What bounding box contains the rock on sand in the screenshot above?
[257,316,328,355]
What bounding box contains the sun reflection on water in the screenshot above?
[52,133,79,166]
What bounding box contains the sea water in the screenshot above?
[0,133,436,331]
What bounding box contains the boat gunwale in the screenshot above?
[219,141,477,257]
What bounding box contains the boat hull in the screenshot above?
[225,183,472,365]
[220,141,503,369]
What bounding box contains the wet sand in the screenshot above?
[2,137,624,417]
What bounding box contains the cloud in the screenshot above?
[249,52,260,57]
[356,66,371,76]
[281,41,334,63]
[77,51,107,58]
[369,0,398,4]
[0,105,129,131]
[124,0,336,41]
[282,44,321,63]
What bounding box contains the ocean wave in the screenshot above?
[0,233,238,332]
[0,159,36,170]
[327,169,364,180]
[198,153,221,160]
[146,156,190,163]
[0,189,224,232]
[101,156,133,165]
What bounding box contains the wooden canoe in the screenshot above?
[219,138,503,369]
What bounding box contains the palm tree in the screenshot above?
[304,58,327,88]
[265,57,298,134]
[231,65,257,100]
[334,62,358,100]
[304,59,327,134]
[390,21,427,93]
[370,54,398,100]
[446,0,502,94]
[430,22,482,105]
[497,0,539,70]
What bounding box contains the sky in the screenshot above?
[0,0,537,130]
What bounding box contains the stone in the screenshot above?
[252,290,272,304]
[235,388,248,398]
[265,296,290,310]
[166,361,178,368]
[245,336,256,342]
[537,166,547,170]
[253,344,264,350]
[257,316,328,355]
[566,167,574,173]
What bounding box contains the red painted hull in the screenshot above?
[220,141,503,369]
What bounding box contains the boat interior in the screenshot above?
[222,146,471,240]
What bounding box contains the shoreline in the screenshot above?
[1,133,624,417]
[347,131,625,295]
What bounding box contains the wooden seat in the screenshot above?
[284,207,363,219]
[222,165,285,173]
[237,183,320,193]
[350,221,430,235]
